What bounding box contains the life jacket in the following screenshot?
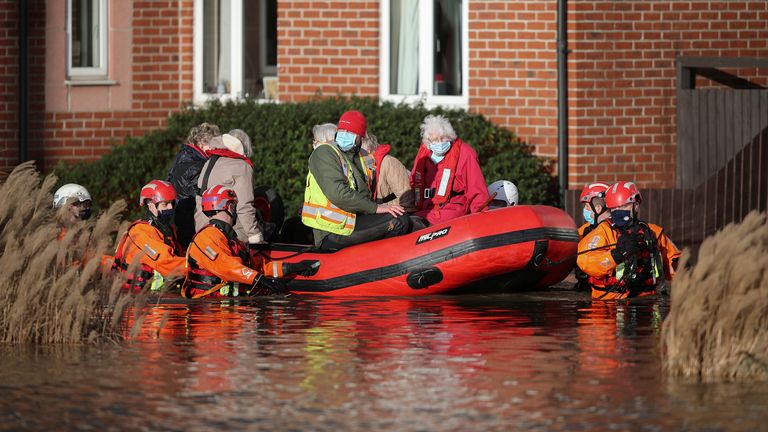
[112,220,182,292]
[301,143,375,236]
[589,221,664,298]
[372,144,391,200]
[411,138,462,209]
[182,220,252,298]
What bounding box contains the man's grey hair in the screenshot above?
[228,129,253,158]
[361,132,379,153]
[312,123,337,145]
[420,114,457,144]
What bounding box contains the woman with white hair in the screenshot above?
[312,123,337,150]
[194,129,267,244]
[410,114,490,225]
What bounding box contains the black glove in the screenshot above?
[282,260,321,277]
[250,275,287,295]
[259,221,277,241]
[611,233,638,263]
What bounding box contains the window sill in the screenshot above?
[65,79,118,87]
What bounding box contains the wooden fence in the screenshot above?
[566,57,768,255]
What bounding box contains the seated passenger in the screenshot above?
[166,122,219,248]
[112,180,185,291]
[312,123,337,150]
[410,115,490,225]
[185,185,319,298]
[361,132,415,211]
[301,110,411,250]
[194,130,271,244]
[486,180,519,209]
[53,183,93,229]
[577,181,681,300]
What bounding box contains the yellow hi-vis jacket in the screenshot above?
[301,143,375,236]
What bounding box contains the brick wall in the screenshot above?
[468,1,559,161]
[38,0,194,168]
[277,0,380,101]
[0,0,18,170]
[569,0,768,189]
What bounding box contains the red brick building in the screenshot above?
[2,0,767,193]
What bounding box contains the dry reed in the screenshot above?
[0,162,144,344]
[662,210,768,381]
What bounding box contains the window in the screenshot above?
[194,0,278,102]
[381,0,468,108]
[66,0,108,78]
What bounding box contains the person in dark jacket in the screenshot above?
[166,122,219,248]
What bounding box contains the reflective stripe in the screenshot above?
[437,168,451,197]
[272,261,279,278]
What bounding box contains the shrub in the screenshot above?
[55,97,557,215]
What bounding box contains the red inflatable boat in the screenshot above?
[262,205,578,296]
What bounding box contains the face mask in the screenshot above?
[79,208,92,221]
[429,140,452,157]
[583,208,595,225]
[430,153,445,164]
[610,209,633,228]
[336,131,357,151]
[157,209,175,225]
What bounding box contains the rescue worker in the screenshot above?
[194,130,272,244]
[167,122,219,248]
[301,110,412,250]
[361,131,415,211]
[486,180,519,209]
[53,183,93,227]
[573,182,610,291]
[185,185,320,298]
[577,181,681,300]
[112,180,185,291]
[410,115,490,225]
[578,182,610,238]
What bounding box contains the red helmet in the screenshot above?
[605,181,642,209]
[201,185,238,214]
[139,180,177,206]
[579,182,609,204]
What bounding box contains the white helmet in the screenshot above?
[53,184,92,208]
[487,180,519,207]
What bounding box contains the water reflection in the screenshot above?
[1,295,766,431]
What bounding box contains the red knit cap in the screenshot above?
[337,110,367,137]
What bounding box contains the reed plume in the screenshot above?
[662,210,768,381]
[0,162,143,344]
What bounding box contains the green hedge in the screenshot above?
[54,97,557,215]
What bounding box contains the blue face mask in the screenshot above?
[583,208,595,225]
[336,131,357,152]
[430,153,445,164]
[610,209,633,228]
[429,140,452,157]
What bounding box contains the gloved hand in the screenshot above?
[282,260,321,277]
[259,221,277,241]
[611,233,638,263]
[250,275,287,296]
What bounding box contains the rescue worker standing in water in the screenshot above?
[573,182,610,291]
[577,181,681,300]
[112,180,186,291]
[185,185,320,298]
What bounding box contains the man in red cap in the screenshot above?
[301,110,412,250]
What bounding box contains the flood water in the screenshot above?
[1,288,767,431]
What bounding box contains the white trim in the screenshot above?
[379,0,469,109]
[193,0,203,104]
[66,0,108,78]
[230,0,243,97]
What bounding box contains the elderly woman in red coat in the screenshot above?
[410,114,490,226]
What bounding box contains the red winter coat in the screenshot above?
[410,138,490,225]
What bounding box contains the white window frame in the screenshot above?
[194,0,243,104]
[379,0,469,109]
[66,0,108,79]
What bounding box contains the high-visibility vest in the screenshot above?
[301,143,375,236]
